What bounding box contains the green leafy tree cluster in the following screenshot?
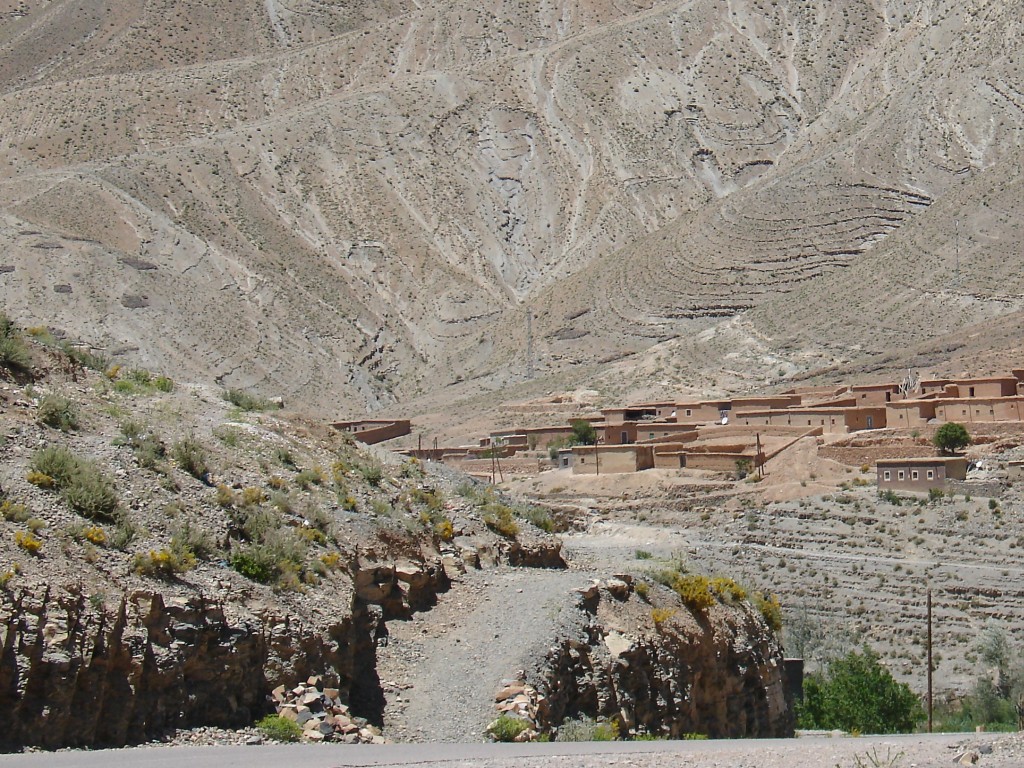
[933,422,970,455]
[569,419,597,446]
[798,648,924,734]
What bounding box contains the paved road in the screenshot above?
[0,734,973,768]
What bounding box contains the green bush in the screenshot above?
[229,548,276,583]
[359,462,384,487]
[555,716,619,742]
[62,462,120,521]
[133,546,196,578]
[710,576,746,604]
[61,343,109,372]
[171,520,217,560]
[0,316,31,372]
[797,648,924,734]
[224,388,280,412]
[31,445,80,484]
[488,715,530,742]
[294,467,324,489]
[172,436,209,481]
[31,446,119,521]
[878,489,903,506]
[117,420,166,470]
[569,418,597,446]
[274,448,297,470]
[1,500,31,523]
[483,503,519,538]
[522,505,555,533]
[256,714,303,743]
[672,573,714,611]
[37,394,79,431]
[753,591,783,632]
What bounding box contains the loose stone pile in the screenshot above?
[272,676,386,743]
[487,678,548,741]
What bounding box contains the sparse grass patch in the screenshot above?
[37,394,79,431]
[172,436,209,482]
[223,389,280,412]
[274,447,296,468]
[295,467,325,489]
[555,716,619,742]
[359,462,384,487]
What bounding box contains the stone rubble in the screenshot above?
[271,676,387,744]
[487,677,548,742]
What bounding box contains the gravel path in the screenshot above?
[375,564,595,742]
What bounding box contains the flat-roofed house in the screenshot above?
[876,457,967,492]
[332,419,411,445]
[732,406,885,433]
[850,382,902,405]
[885,400,937,429]
[946,377,1020,399]
[674,401,729,425]
[934,397,1024,424]
[572,445,655,475]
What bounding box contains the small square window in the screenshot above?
[685,409,692,417]
[898,470,905,480]
[883,471,891,481]
[926,470,934,480]
[911,470,919,480]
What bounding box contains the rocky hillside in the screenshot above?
[0,327,790,749]
[1,0,1023,421]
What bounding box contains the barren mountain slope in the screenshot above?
[1,0,1023,419]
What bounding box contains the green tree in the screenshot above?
[933,422,970,455]
[798,648,924,734]
[569,418,597,446]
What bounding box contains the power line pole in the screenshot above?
[927,588,934,733]
[526,310,534,380]
[954,219,960,286]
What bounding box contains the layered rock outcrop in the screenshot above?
[502,576,793,739]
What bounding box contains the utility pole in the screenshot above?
[526,310,534,380]
[927,589,934,733]
[954,219,960,286]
